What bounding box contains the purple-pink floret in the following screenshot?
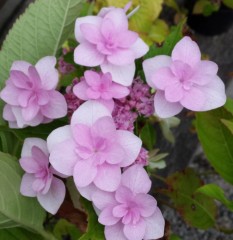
[112,78,154,131]
[58,48,75,75]
[135,147,149,166]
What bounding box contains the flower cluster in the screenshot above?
[0,3,227,240]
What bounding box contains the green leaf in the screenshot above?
[144,18,185,59]
[53,219,82,240]
[148,19,169,44]
[162,168,217,229]
[0,228,45,240]
[223,0,233,9]
[196,184,233,211]
[169,234,182,240]
[0,0,85,88]
[164,0,180,12]
[221,119,233,135]
[0,151,50,238]
[196,100,233,184]
[79,198,104,240]
[140,122,156,150]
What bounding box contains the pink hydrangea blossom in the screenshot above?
[73,70,129,111]
[135,147,149,166]
[143,36,226,118]
[0,57,67,128]
[91,165,165,240]
[74,7,148,86]
[47,101,142,193]
[19,138,65,214]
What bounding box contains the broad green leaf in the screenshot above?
[53,219,82,240]
[0,228,44,240]
[169,234,181,240]
[223,0,233,9]
[0,152,50,238]
[162,168,216,229]
[196,184,233,211]
[79,198,104,240]
[144,19,185,59]
[140,122,156,150]
[164,0,180,12]
[148,19,169,44]
[221,119,233,135]
[196,100,233,184]
[0,0,85,88]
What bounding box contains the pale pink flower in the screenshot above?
[73,70,129,112]
[0,57,67,128]
[143,36,226,118]
[92,165,165,240]
[74,7,148,86]
[47,101,142,192]
[19,138,65,214]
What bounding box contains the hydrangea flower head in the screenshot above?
[19,138,65,214]
[143,36,226,118]
[73,70,129,111]
[0,57,67,128]
[47,101,142,193]
[74,7,149,86]
[92,165,165,240]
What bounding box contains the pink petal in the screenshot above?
[11,60,31,74]
[105,222,128,240]
[116,130,142,167]
[0,84,21,105]
[100,18,115,39]
[37,177,65,214]
[18,91,32,107]
[3,104,16,122]
[106,144,125,165]
[20,173,36,197]
[121,165,151,194]
[75,16,102,43]
[143,208,165,239]
[49,139,79,176]
[10,70,30,89]
[80,23,102,44]
[92,116,116,139]
[97,99,114,113]
[78,183,99,201]
[94,163,121,191]
[73,159,97,187]
[135,193,157,217]
[71,100,111,127]
[152,67,178,90]
[130,38,149,59]
[154,90,183,118]
[41,91,67,119]
[195,76,226,111]
[20,157,41,173]
[28,66,42,87]
[47,125,72,152]
[109,84,129,99]
[99,206,120,226]
[101,62,135,86]
[107,49,135,65]
[112,205,128,218]
[74,43,104,67]
[86,88,101,99]
[73,81,89,100]
[92,189,116,210]
[123,218,146,240]
[143,56,172,88]
[165,82,183,102]
[21,100,40,121]
[172,36,201,68]
[21,138,48,157]
[104,8,128,32]
[72,124,92,149]
[195,60,218,75]
[115,186,134,204]
[180,87,205,111]
[84,70,101,87]
[35,56,58,90]
[117,30,138,48]
[31,146,49,167]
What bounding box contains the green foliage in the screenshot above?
[196,99,233,185]
[162,168,217,229]
[0,228,45,240]
[144,19,185,59]
[169,234,182,240]
[221,119,233,135]
[148,149,167,171]
[223,0,233,9]
[140,122,156,150]
[164,0,180,12]
[0,0,85,88]
[193,0,220,16]
[0,151,51,238]
[196,184,233,211]
[53,219,82,240]
[79,198,105,240]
